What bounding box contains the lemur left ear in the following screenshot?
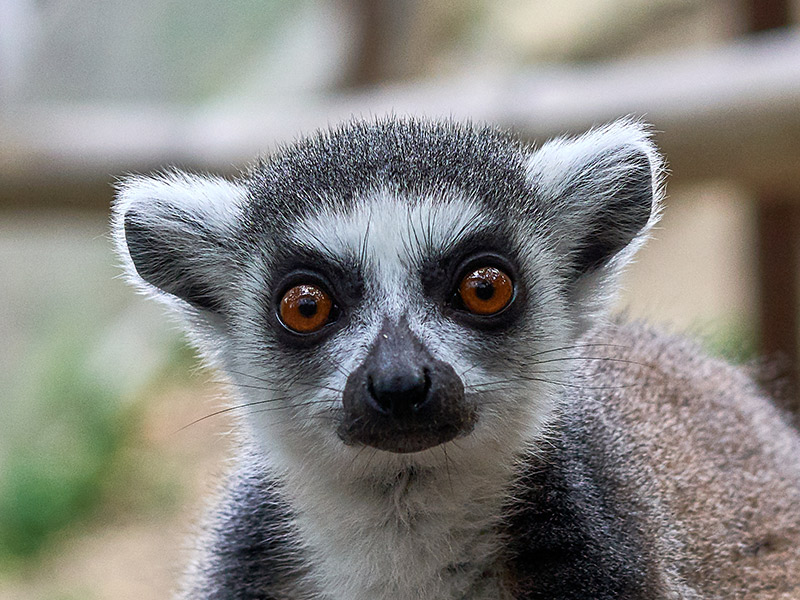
[112,171,247,318]
[526,119,664,321]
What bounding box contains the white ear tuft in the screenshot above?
[527,118,666,328]
[111,171,249,314]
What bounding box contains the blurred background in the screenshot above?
[1,0,799,597]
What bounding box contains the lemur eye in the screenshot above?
[279,284,333,333]
[458,267,514,315]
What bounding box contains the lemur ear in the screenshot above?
[528,119,663,276]
[526,119,664,319]
[112,172,247,315]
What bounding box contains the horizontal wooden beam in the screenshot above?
[2,28,799,205]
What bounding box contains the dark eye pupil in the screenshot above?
[298,297,318,318]
[474,280,495,301]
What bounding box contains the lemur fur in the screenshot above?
[113,118,800,599]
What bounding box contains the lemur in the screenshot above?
[113,118,800,599]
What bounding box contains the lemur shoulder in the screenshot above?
[113,118,800,599]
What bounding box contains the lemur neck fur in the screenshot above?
[273,436,521,600]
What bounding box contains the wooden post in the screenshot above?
[747,0,799,406]
[341,0,424,88]
[755,199,800,367]
[746,0,793,31]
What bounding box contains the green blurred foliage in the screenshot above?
[0,313,197,571]
[701,318,758,365]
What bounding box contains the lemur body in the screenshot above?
[113,119,800,599]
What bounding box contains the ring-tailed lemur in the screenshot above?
[113,118,800,599]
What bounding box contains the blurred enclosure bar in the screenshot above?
[748,0,800,390]
[1,0,799,400]
[3,29,799,195]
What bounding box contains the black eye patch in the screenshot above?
[419,228,527,331]
[269,245,365,305]
[261,244,365,348]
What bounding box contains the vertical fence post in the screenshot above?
[755,198,800,409]
[747,0,799,409]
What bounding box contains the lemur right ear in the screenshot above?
[526,119,665,326]
[112,172,247,315]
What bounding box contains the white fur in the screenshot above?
[293,191,490,317]
[116,171,246,224]
[526,117,665,332]
[112,171,249,365]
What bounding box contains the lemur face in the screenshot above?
[114,119,661,469]
[241,191,561,457]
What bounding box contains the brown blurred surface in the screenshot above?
[0,382,233,600]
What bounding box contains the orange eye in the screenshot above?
[458,267,514,315]
[279,284,333,333]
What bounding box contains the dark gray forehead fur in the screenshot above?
[241,118,533,232]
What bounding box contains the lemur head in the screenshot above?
[113,118,662,476]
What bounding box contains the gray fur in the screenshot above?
[112,117,800,599]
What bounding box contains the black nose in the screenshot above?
[339,317,474,453]
[367,367,432,417]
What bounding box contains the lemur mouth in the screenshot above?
[338,417,476,454]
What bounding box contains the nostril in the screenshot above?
[411,368,432,411]
[366,374,388,414]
